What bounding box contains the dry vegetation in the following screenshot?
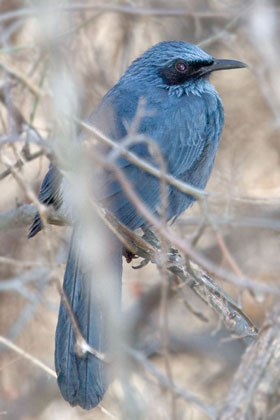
[1,1,280,419]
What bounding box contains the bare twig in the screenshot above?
[0,335,117,420]
[0,335,56,378]
[126,346,217,419]
[0,153,49,225]
[0,58,46,97]
[0,149,44,180]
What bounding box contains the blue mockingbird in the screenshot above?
[29,41,246,410]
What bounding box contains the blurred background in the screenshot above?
[0,0,280,419]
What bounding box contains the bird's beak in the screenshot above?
[200,58,247,76]
[211,58,247,72]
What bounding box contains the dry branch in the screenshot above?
[0,335,56,378]
[219,305,280,420]
[0,58,46,97]
[127,346,217,419]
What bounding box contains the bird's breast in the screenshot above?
[159,91,224,218]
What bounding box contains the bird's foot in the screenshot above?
[123,247,136,263]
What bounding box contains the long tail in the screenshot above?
[55,230,123,410]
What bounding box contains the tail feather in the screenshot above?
[55,230,122,409]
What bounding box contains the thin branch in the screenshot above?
[0,58,46,97]
[0,335,116,420]
[178,214,280,232]
[126,346,217,420]
[0,149,44,180]
[0,335,56,378]
[0,153,48,220]
[0,267,49,302]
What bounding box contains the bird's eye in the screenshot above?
[175,61,188,73]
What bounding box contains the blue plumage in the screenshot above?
[29,41,246,410]
[54,232,123,409]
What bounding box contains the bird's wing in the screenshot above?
[101,143,164,230]
[28,164,63,237]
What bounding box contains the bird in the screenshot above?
[28,41,246,410]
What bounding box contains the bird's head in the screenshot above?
[122,41,246,97]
